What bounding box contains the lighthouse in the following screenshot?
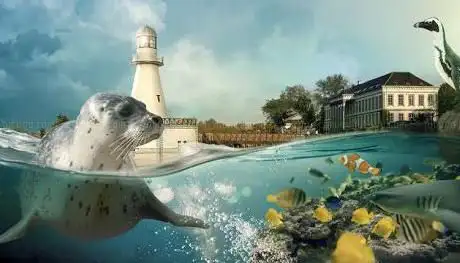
[131,25,166,160]
[130,25,199,167]
[131,25,167,117]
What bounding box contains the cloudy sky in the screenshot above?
[0,0,459,124]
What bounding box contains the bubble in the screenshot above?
[153,187,174,203]
[241,186,252,197]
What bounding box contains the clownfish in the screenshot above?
[338,154,380,176]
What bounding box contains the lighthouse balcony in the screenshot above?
[132,55,164,65]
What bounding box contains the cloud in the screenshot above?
[1,0,460,124]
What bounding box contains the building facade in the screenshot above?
[324,72,439,133]
[130,25,198,166]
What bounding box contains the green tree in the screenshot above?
[313,74,351,132]
[438,83,457,116]
[315,74,351,98]
[261,98,290,126]
[262,85,316,126]
[52,114,69,128]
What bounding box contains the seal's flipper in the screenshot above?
[0,211,36,244]
[142,190,209,229]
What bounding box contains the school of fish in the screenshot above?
[263,152,457,262]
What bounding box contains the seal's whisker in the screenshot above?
[110,135,130,155]
[115,128,142,160]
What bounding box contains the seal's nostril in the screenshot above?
[152,116,163,124]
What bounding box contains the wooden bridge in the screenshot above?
[198,132,304,147]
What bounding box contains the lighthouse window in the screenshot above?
[149,39,154,48]
[156,95,161,102]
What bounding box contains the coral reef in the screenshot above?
[251,168,460,263]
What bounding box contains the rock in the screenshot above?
[434,164,460,180]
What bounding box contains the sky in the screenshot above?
[0,0,460,125]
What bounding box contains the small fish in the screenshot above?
[352,208,374,225]
[355,158,381,176]
[307,168,330,183]
[314,206,333,223]
[265,208,283,228]
[325,196,342,211]
[394,214,439,243]
[338,153,361,172]
[289,177,295,184]
[331,232,375,263]
[375,162,383,169]
[325,157,334,165]
[371,216,397,239]
[338,153,380,176]
[266,188,307,209]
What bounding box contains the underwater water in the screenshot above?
[0,129,453,262]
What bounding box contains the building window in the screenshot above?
[428,94,434,106]
[388,95,393,106]
[408,95,414,106]
[408,113,414,121]
[398,94,404,106]
[398,113,404,121]
[378,95,382,108]
[156,95,161,102]
[388,113,394,122]
[419,94,424,106]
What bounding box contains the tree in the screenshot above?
[262,85,316,127]
[313,74,351,132]
[315,74,351,98]
[261,98,290,126]
[438,83,457,116]
[52,114,69,128]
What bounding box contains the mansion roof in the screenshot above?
[328,72,433,102]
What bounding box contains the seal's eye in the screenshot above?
[118,104,134,117]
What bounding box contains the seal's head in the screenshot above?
[413,17,442,33]
[76,92,164,159]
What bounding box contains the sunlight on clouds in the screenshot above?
[162,38,269,122]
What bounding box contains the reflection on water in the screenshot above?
[0,128,458,262]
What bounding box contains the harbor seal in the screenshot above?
[0,92,208,244]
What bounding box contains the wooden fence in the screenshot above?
[198,132,304,147]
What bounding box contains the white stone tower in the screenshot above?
[131,25,166,157]
[131,25,167,117]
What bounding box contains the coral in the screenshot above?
[251,167,460,263]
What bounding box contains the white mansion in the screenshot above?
[323,72,439,133]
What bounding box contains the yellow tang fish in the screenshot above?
[331,232,375,263]
[266,188,307,209]
[265,208,283,228]
[314,206,333,223]
[351,208,374,225]
[371,216,397,239]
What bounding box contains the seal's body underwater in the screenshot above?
[0,93,208,244]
